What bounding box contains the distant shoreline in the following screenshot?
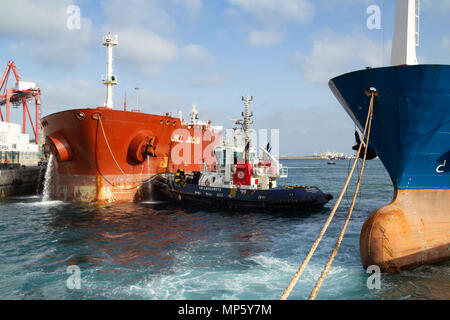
[278,156,353,160]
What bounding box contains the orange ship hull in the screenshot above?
[360,189,450,272]
[41,107,220,203]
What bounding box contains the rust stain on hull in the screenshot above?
[360,189,450,273]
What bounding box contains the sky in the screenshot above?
[0,0,449,156]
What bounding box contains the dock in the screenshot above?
[0,164,41,199]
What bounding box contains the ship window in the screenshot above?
[234,151,243,164]
[214,150,223,166]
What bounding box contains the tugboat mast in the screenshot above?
[102,32,119,109]
[237,95,253,161]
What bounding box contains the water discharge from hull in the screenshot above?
[146,158,154,201]
[42,154,54,202]
[36,163,46,195]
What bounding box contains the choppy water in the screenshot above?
[0,159,449,300]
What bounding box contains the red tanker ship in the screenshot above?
[41,33,220,203]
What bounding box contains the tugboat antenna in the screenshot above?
[241,95,253,161]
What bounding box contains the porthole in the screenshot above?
[75,112,86,120]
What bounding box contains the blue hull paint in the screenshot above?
[329,65,450,190]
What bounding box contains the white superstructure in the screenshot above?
[197,97,287,190]
[102,32,119,109]
[0,121,39,164]
[391,0,420,66]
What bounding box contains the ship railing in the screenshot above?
[101,74,119,84]
[279,166,288,178]
[255,165,288,178]
[259,146,287,177]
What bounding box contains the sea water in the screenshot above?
[0,159,448,299]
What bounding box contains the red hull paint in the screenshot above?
[42,108,220,202]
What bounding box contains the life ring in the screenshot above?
[205,180,210,186]
[236,182,242,189]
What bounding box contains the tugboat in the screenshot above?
[153,96,333,212]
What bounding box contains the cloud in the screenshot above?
[227,0,314,25]
[132,88,190,115]
[38,79,104,115]
[247,30,285,47]
[38,77,191,117]
[290,31,386,83]
[101,0,176,34]
[186,71,229,87]
[227,0,313,47]
[181,44,217,67]
[442,36,450,50]
[0,0,95,69]
[114,28,179,76]
[256,105,356,156]
[319,0,373,8]
[101,0,215,76]
[423,0,450,14]
[173,0,203,14]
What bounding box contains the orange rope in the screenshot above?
[280,91,375,300]
[308,92,375,300]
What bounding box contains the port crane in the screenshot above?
[0,61,41,143]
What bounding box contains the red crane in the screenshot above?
[0,61,41,143]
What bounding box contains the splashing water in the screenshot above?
[35,162,46,195]
[146,158,154,201]
[42,154,54,202]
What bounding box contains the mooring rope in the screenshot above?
[98,114,158,190]
[98,114,128,177]
[280,91,376,300]
[308,92,374,300]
